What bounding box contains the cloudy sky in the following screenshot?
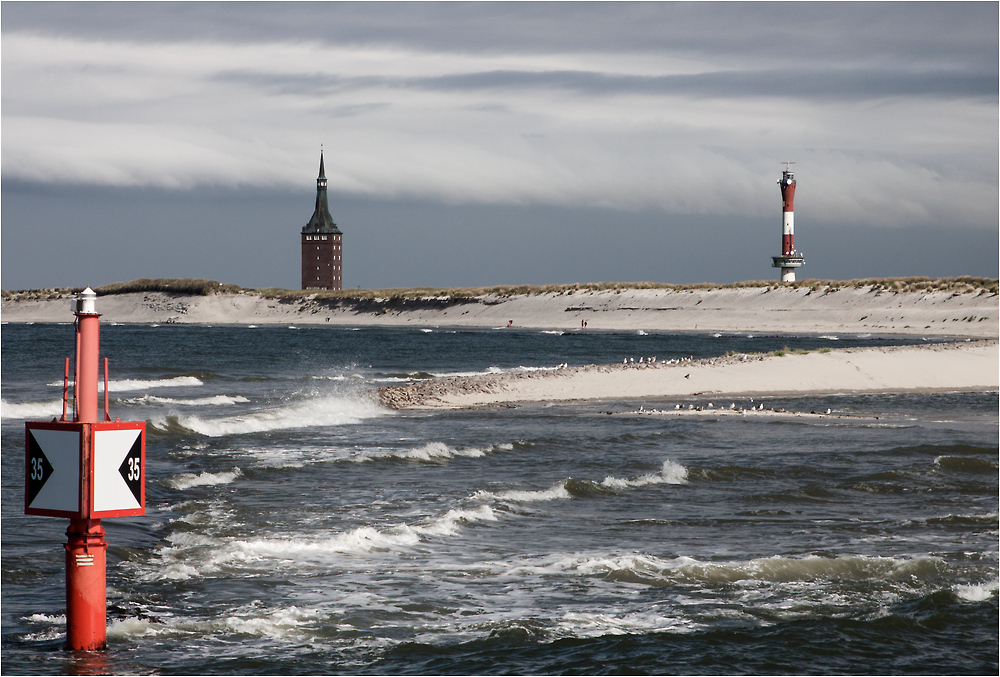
[3,2,997,290]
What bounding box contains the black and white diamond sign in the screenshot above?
[92,427,144,515]
[25,427,80,515]
[26,421,145,519]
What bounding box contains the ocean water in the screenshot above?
[2,323,997,675]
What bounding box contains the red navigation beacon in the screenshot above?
[24,287,146,650]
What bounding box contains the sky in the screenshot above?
[2,2,997,291]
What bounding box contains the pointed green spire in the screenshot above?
[303,150,340,234]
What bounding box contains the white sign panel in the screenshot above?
[93,428,143,513]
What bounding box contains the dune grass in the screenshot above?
[3,276,997,302]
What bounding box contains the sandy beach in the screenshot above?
[378,340,999,410]
[5,286,996,410]
[2,285,997,337]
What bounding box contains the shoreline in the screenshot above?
[1,286,997,338]
[377,340,999,410]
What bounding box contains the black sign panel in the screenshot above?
[117,434,143,505]
[26,432,53,507]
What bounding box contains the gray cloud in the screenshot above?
[3,2,994,70]
[214,66,996,102]
[2,3,997,290]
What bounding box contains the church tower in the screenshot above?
[301,151,343,290]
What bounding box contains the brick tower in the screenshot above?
[301,151,343,290]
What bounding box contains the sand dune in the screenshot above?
[378,340,999,410]
[2,286,997,337]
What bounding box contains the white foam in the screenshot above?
[549,552,950,586]
[46,376,205,391]
[353,441,491,463]
[954,578,999,602]
[107,605,325,641]
[558,610,696,637]
[144,505,497,580]
[541,330,564,335]
[106,376,204,391]
[20,613,67,642]
[24,613,65,624]
[601,460,688,489]
[121,394,249,407]
[166,467,242,490]
[819,335,840,340]
[171,393,386,437]
[0,398,62,420]
[417,505,497,536]
[431,366,505,378]
[473,481,572,503]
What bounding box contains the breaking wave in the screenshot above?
[166,467,243,490]
[156,393,386,437]
[517,552,954,587]
[121,394,249,407]
[351,441,513,463]
[144,505,497,581]
[473,482,573,503]
[954,578,999,602]
[472,460,689,504]
[47,376,204,391]
[1,398,62,420]
[107,605,325,642]
[601,460,688,489]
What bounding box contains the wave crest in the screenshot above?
[352,441,499,463]
[161,394,386,437]
[601,460,688,489]
[122,394,249,407]
[1,398,62,420]
[166,467,243,490]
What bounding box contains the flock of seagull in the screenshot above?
[634,401,835,415]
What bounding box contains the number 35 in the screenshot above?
[127,457,141,481]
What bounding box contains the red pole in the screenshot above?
[62,358,70,422]
[73,320,81,422]
[103,358,110,422]
[76,319,100,424]
[65,517,107,651]
[66,288,107,651]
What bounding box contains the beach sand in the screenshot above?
[5,287,996,409]
[378,340,999,410]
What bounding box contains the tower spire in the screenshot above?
[303,149,339,234]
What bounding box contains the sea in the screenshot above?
[2,322,997,675]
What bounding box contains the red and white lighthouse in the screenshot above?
[771,164,804,282]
